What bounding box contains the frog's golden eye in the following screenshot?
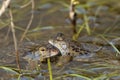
[39,47,46,52]
[41,48,45,51]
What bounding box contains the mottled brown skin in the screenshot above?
[39,44,60,59]
[24,33,100,66]
[49,33,100,66]
[49,33,91,56]
[23,43,60,62]
[56,55,72,67]
[23,43,60,69]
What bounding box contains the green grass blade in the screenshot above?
[0,66,19,74]
[47,58,53,80]
[17,74,22,80]
[54,73,91,80]
[69,74,92,80]
[100,35,120,56]
[109,42,120,55]
[84,14,91,35]
[73,23,85,40]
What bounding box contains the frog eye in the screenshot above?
[39,47,46,52]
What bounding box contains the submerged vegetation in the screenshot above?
[0,0,120,80]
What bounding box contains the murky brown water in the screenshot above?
[0,0,120,80]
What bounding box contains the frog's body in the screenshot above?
[23,43,60,61]
[49,33,93,56]
[24,33,101,67]
[48,33,102,66]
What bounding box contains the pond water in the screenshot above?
[0,0,120,80]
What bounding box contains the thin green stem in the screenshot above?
[47,58,53,80]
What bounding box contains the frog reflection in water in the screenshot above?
[49,33,101,66]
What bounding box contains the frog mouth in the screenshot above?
[42,50,59,58]
[23,48,60,60]
[49,39,69,56]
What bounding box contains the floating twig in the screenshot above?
[0,0,11,17]
[9,8,21,71]
[69,0,77,34]
[20,0,34,42]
